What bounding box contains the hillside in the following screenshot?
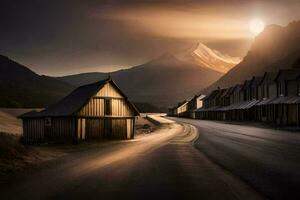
[58,54,223,107]
[0,55,74,107]
[205,21,300,92]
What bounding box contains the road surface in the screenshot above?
[0,117,262,200]
[169,117,300,200]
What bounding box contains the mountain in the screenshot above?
[58,53,223,107]
[174,43,241,73]
[0,55,74,108]
[205,21,300,92]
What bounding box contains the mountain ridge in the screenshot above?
[204,20,300,92]
[0,55,75,107]
[57,52,224,107]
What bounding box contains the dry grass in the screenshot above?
[0,132,66,175]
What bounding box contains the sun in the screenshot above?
[249,18,265,35]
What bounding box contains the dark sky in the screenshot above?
[1,0,299,76]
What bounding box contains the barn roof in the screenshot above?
[19,77,139,118]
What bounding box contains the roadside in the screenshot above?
[0,115,264,200]
[0,109,160,178]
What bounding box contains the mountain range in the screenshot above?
[0,43,233,109]
[0,55,74,108]
[57,53,224,107]
[2,20,299,110]
[205,21,300,92]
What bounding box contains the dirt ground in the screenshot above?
[0,109,159,177]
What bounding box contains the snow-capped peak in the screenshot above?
[175,43,241,73]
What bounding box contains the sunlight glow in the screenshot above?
[249,18,265,35]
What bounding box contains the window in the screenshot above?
[105,99,112,115]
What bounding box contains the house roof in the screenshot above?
[250,76,263,87]
[220,87,234,99]
[260,72,278,85]
[275,69,300,82]
[232,84,243,94]
[19,77,139,118]
[215,89,227,100]
[187,94,206,104]
[241,80,251,91]
[203,89,220,101]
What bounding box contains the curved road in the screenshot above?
[0,117,262,200]
[169,117,300,200]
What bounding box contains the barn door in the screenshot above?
[44,117,52,140]
[104,119,112,138]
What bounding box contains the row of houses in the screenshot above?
[168,94,206,118]
[169,69,300,127]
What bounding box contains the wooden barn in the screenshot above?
[19,77,139,144]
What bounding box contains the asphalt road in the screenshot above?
[169,117,300,200]
[0,117,262,200]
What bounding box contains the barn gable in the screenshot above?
[77,81,136,117]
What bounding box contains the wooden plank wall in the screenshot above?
[23,118,45,143]
[86,118,105,139]
[95,82,122,98]
[46,118,75,141]
[78,98,104,116]
[111,119,127,139]
[111,99,133,116]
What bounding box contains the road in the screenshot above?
[169,117,300,200]
[0,116,262,200]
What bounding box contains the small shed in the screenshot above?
[19,77,139,144]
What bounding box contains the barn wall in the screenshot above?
[77,117,134,140]
[78,98,105,116]
[111,99,133,116]
[95,82,122,98]
[23,118,45,143]
[77,82,133,117]
[46,118,76,142]
[85,118,105,139]
[111,119,127,139]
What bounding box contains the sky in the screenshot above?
[0,0,300,76]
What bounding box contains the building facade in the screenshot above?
[20,77,139,144]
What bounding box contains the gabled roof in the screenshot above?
[250,76,263,87]
[241,80,251,91]
[19,77,139,118]
[275,69,300,82]
[203,89,220,101]
[187,94,205,104]
[176,100,188,109]
[225,87,235,97]
[260,72,278,85]
[219,87,233,99]
[232,84,243,94]
[214,89,227,100]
